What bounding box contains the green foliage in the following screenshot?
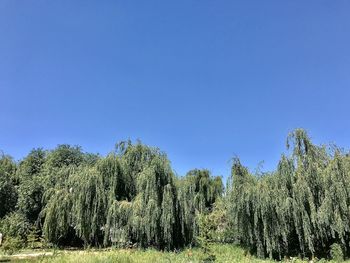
[178,169,223,245]
[0,173,17,218]
[0,154,17,218]
[26,226,41,249]
[105,144,182,249]
[16,148,46,179]
[42,142,183,250]
[0,212,31,240]
[197,213,216,262]
[3,142,222,252]
[206,198,232,243]
[0,212,32,254]
[228,129,350,259]
[17,176,45,223]
[2,129,350,261]
[15,149,46,223]
[1,236,22,255]
[45,145,84,169]
[0,153,17,181]
[42,188,73,244]
[1,244,311,263]
[105,200,132,247]
[330,243,344,262]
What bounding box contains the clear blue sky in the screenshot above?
[1,1,350,178]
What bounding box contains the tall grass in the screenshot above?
[6,244,346,263]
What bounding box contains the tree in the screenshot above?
[228,129,350,259]
[16,149,46,223]
[0,154,17,218]
[178,169,223,245]
[42,141,183,249]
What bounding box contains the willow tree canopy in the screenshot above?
[41,141,185,249]
[229,129,350,259]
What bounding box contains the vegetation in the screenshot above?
[1,244,336,263]
[229,129,350,260]
[1,129,350,261]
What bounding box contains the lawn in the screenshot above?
[0,244,345,263]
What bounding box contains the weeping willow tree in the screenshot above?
[228,129,350,259]
[5,128,350,258]
[41,141,223,249]
[104,143,182,249]
[42,141,182,249]
[177,169,223,246]
[39,145,101,246]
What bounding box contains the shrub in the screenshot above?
[0,212,31,238]
[330,243,344,262]
[1,236,22,255]
[27,226,42,249]
[197,214,216,262]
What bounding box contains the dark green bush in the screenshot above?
[0,154,17,218]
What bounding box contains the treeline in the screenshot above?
[0,141,223,251]
[1,129,350,260]
[229,130,350,259]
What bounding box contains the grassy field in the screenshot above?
[1,244,348,263]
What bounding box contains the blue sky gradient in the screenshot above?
[1,1,350,177]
